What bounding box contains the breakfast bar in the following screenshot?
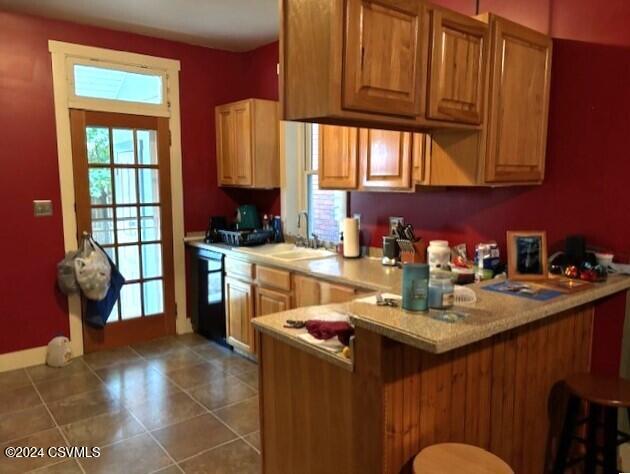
[253,276,630,474]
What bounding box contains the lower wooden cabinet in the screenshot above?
[294,274,359,306]
[256,287,291,316]
[225,276,255,353]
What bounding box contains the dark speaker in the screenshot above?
[565,235,586,266]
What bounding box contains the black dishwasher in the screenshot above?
[190,248,229,347]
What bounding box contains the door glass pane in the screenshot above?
[103,246,117,265]
[139,169,160,203]
[114,168,137,204]
[89,168,113,205]
[120,283,142,320]
[91,207,114,245]
[118,245,140,280]
[116,207,138,243]
[137,130,158,165]
[73,64,163,105]
[143,280,164,316]
[107,300,119,323]
[112,129,135,164]
[86,127,111,164]
[141,243,162,278]
[140,206,161,241]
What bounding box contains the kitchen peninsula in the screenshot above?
[253,274,630,474]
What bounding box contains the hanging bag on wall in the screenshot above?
[57,250,81,295]
[74,235,111,301]
[84,238,125,328]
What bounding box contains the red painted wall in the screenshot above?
[0,12,278,354]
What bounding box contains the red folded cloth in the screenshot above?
[305,320,354,346]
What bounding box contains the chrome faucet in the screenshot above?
[296,211,309,247]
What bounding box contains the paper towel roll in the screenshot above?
[343,217,360,258]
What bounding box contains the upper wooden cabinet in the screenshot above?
[483,15,552,183]
[215,98,279,189]
[319,125,359,189]
[360,129,413,191]
[343,0,426,117]
[319,125,419,192]
[427,9,488,124]
[426,14,552,186]
[280,0,482,130]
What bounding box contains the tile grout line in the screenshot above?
[128,346,262,457]
[83,356,184,474]
[24,369,88,474]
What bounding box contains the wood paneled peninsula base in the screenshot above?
[253,277,630,474]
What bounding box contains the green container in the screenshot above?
[402,263,429,312]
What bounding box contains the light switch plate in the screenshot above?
[353,213,361,229]
[389,216,404,234]
[33,200,53,217]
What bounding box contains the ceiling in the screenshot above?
[0,0,279,52]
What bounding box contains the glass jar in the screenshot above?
[428,273,455,309]
[402,264,429,312]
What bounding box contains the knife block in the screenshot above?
[399,239,426,264]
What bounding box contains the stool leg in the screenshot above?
[554,395,580,474]
[603,407,619,474]
[585,403,601,474]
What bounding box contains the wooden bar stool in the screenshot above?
[553,373,630,474]
[413,443,514,474]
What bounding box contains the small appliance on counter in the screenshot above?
[382,235,399,266]
[235,204,261,230]
[343,217,360,258]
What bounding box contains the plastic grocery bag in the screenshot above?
[57,251,80,295]
[46,336,71,367]
[74,235,111,301]
[85,248,125,328]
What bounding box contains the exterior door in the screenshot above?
[343,0,426,116]
[70,110,176,352]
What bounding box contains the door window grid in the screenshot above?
[86,126,164,322]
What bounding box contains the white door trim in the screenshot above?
[49,40,191,358]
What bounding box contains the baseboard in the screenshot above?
[0,345,48,372]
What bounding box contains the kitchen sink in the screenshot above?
[270,248,337,261]
[233,244,337,261]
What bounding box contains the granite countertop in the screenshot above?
[187,240,402,292]
[187,239,630,362]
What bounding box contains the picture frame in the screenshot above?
[507,231,548,280]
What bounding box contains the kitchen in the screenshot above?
[1,0,630,473]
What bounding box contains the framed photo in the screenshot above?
[507,231,548,280]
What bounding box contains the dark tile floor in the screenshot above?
[0,334,261,473]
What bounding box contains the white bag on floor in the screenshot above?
[46,336,71,367]
[75,236,111,301]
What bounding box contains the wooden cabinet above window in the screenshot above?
[280,0,486,131]
[215,98,279,189]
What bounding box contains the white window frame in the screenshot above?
[48,40,189,359]
[67,57,170,116]
[303,123,347,245]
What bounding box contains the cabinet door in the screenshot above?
[216,105,235,185]
[412,133,428,184]
[320,282,356,304]
[232,101,253,186]
[427,10,488,124]
[485,19,551,183]
[343,0,426,117]
[256,287,292,316]
[225,276,254,352]
[360,129,413,190]
[293,275,321,308]
[319,125,359,189]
